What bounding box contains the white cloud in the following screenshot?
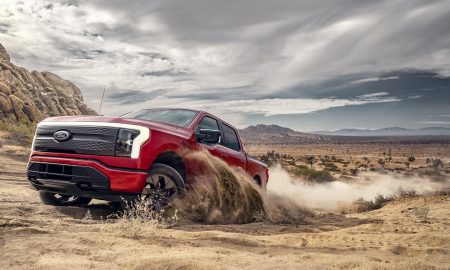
[350,76,399,84]
[206,96,400,116]
[358,92,390,98]
[100,94,400,127]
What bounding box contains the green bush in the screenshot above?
[0,120,36,146]
[323,162,339,172]
[353,194,392,212]
[291,164,334,183]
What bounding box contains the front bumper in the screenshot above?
[27,156,148,202]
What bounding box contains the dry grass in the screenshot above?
[0,120,36,146]
[340,189,443,214]
[107,197,179,238]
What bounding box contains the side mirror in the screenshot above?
[196,129,221,144]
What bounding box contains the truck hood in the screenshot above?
[42,115,193,139]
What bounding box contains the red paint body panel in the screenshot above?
[30,156,148,192]
[29,111,269,196]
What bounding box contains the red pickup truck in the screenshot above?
[27,108,268,207]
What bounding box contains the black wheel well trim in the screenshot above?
[253,174,262,186]
[152,151,186,181]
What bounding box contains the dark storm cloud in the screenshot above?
[0,23,10,34]
[1,0,449,129]
[273,70,450,100]
[138,52,168,61]
[141,68,189,77]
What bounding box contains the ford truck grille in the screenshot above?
[33,125,119,156]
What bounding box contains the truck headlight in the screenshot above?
[115,129,140,157]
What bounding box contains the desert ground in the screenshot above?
[1,132,450,269]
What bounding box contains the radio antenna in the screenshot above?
[98,85,107,115]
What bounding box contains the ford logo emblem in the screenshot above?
[53,130,72,142]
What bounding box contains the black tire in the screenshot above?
[38,191,92,206]
[141,163,185,208]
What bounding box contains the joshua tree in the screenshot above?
[428,158,444,174]
[363,156,370,164]
[387,149,392,163]
[378,158,385,168]
[305,156,315,168]
[406,156,416,168]
[350,168,359,176]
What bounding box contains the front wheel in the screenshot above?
[141,163,185,209]
[38,191,92,206]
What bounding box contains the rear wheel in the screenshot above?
[141,163,185,209]
[38,191,92,206]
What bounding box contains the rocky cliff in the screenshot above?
[0,43,96,123]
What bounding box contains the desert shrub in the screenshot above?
[109,197,178,238]
[291,164,334,183]
[352,194,393,212]
[395,188,418,199]
[0,120,36,146]
[286,159,296,166]
[426,158,444,174]
[323,162,339,172]
[304,155,315,168]
[259,150,281,166]
[410,207,430,221]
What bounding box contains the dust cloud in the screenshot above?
[174,150,312,224]
[174,150,265,224]
[268,164,449,210]
[172,150,447,223]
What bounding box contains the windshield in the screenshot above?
[121,109,199,127]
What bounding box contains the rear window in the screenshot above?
[121,109,198,127]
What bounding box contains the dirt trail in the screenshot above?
[1,157,450,269]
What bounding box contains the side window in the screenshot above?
[221,123,241,151]
[196,116,219,132]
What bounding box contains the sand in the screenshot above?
[1,157,449,269]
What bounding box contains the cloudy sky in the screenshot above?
[1,0,449,131]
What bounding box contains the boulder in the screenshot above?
[0,44,10,62]
[0,81,11,95]
[0,43,97,123]
[0,92,13,114]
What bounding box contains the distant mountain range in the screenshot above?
[238,124,327,145]
[238,124,450,145]
[313,127,450,136]
[239,124,318,137]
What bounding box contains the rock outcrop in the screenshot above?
[0,43,96,123]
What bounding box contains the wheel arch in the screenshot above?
[253,174,262,186]
[152,151,186,182]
